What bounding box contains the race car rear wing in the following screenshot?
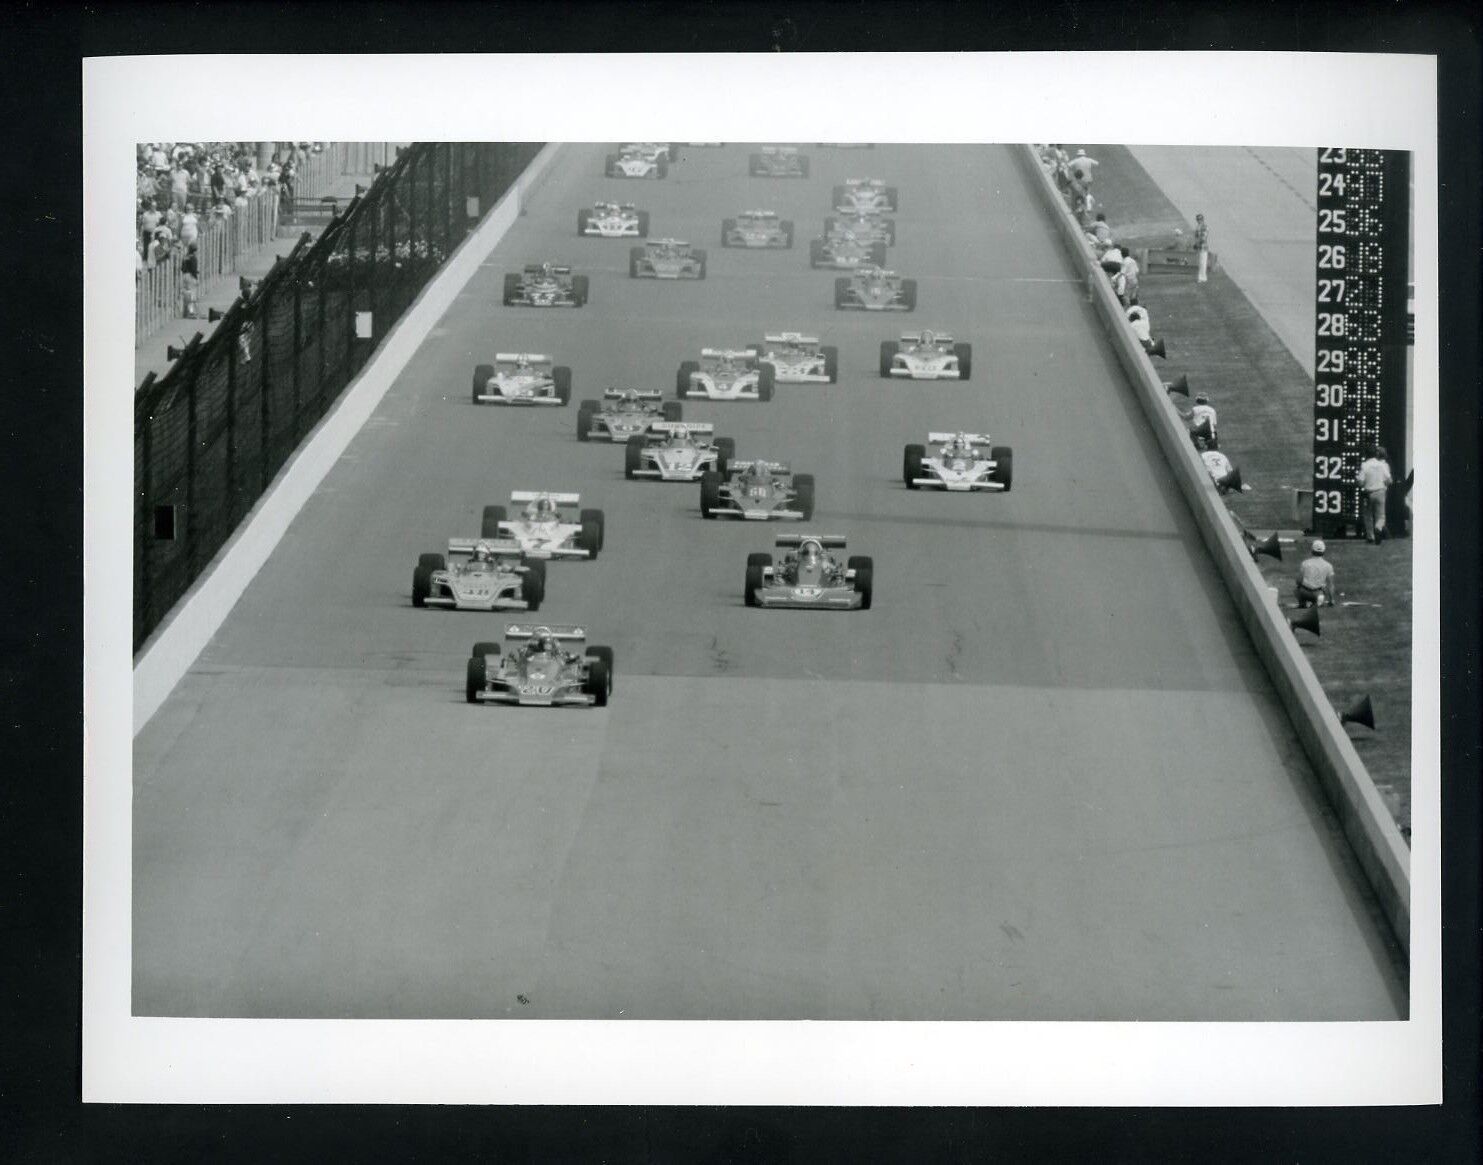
[649,238,689,248]
[494,353,553,364]
[728,459,791,475]
[775,533,847,549]
[650,421,715,436]
[700,347,759,361]
[738,209,778,218]
[928,432,991,446]
[509,490,581,506]
[503,624,588,642]
[602,388,663,401]
[903,332,954,345]
[763,331,819,346]
[447,537,525,559]
[523,264,572,275]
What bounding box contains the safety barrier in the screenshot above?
[1016,144,1411,957]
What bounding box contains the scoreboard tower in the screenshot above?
[1310,147,1411,537]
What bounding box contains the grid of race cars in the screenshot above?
[442,144,1014,709]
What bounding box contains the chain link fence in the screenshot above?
[134,142,543,652]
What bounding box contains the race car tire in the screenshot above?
[879,341,898,378]
[553,366,572,405]
[584,657,611,706]
[523,557,547,588]
[715,437,736,476]
[586,645,616,694]
[900,279,918,311]
[419,552,447,572]
[869,242,888,268]
[624,436,646,480]
[692,248,707,279]
[412,565,431,608]
[809,238,825,268]
[580,507,606,552]
[676,360,700,397]
[882,186,900,211]
[465,656,486,704]
[577,209,591,235]
[699,470,722,518]
[749,153,763,176]
[635,210,650,238]
[852,565,874,610]
[579,515,603,558]
[757,364,775,402]
[781,221,795,249]
[472,641,500,659]
[991,446,1014,491]
[481,505,507,540]
[521,563,545,611]
[834,277,850,309]
[629,247,642,278]
[570,275,589,306]
[604,153,620,177]
[793,473,816,520]
[655,157,668,179]
[576,405,594,442]
[954,343,973,381]
[661,400,683,423]
[745,553,772,607]
[822,345,839,382]
[721,218,737,247]
[502,274,521,306]
[473,363,494,403]
[903,444,925,488]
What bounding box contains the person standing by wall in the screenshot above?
[1357,445,1394,543]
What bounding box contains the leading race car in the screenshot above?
[809,228,888,270]
[677,348,774,401]
[480,491,605,559]
[625,422,735,481]
[823,212,896,246]
[701,460,814,521]
[413,540,546,612]
[903,431,1013,491]
[630,238,707,280]
[577,202,650,238]
[465,624,613,708]
[618,142,680,163]
[748,146,811,178]
[744,534,873,610]
[754,332,838,384]
[721,210,794,249]
[472,353,573,405]
[576,388,682,442]
[833,179,899,214]
[605,147,668,179]
[835,266,916,311]
[503,263,589,307]
[879,330,972,380]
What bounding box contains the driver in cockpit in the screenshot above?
[797,540,823,575]
[942,433,975,463]
[527,631,560,658]
[522,495,559,523]
[471,542,494,566]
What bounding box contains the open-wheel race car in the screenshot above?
[809,228,888,270]
[605,147,669,179]
[503,263,589,307]
[744,534,872,610]
[903,432,1012,491]
[578,202,650,238]
[413,539,546,613]
[754,332,838,384]
[823,212,896,246]
[618,142,680,163]
[472,353,572,405]
[748,146,811,178]
[480,491,605,559]
[576,388,681,442]
[880,330,972,380]
[465,624,614,708]
[701,460,814,521]
[721,210,794,249]
[835,266,916,311]
[833,179,899,214]
[630,238,707,280]
[677,348,773,402]
[625,421,735,482]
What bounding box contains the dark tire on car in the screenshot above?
[580,507,606,551]
[604,153,620,177]
[991,445,1013,491]
[869,242,888,267]
[472,641,500,659]
[692,248,707,279]
[954,343,973,381]
[655,157,668,179]
[880,341,898,378]
[418,552,447,572]
[721,217,737,247]
[661,400,683,423]
[412,565,431,608]
[883,186,899,211]
[576,405,594,442]
[745,552,772,607]
[757,364,775,402]
[481,504,506,540]
[834,277,850,309]
[852,565,874,609]
[714,437,736,476]
[793,473,816,520]
[502,274,520,306]
[465,656,486,704]
[521,562,545,611]
[676,360,700,397]
[584,657,611,706]
[553,365,572,404]
[629,247,642,278]
[577,209,591,235]
[700,470,722,518]
[570,275,589,306]
[822,345,839,382]
[624,436,645,480]
[635,210,650,238]
[579,514,603,558]
[809,238,825,268]
[903,444,925,488]
[473,363,494,403]
[900,278,917,311]
[586,645,616,694]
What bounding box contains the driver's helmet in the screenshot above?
[524,496,558,522]
[920,329,936,347]
[620,388,639,405]
[744,461,768,481]
[799,539,822,564]
[472,542,492,564]
[530,632,557,656]
[514,354,531,370]
[539,262,555,276]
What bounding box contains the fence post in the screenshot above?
[291,268,303,438]
[347,203,359,369]
[225,308,237,523]
[185,353,198,577]
[259,295,272,493]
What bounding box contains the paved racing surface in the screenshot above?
[134,144,1403,1020]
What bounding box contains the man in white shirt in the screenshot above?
[179,209,199,248]
[1357,446,1394,543]
[1100,242,1124,275]
[1069,148,1099,186]
[1120,249,1140,303]
[1295,540,1336,608]
[1182,393,1218,445]
[1126,304,1151,344]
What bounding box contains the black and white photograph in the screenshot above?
[82,52,1448,1106]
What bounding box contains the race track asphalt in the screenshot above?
[133,143,1404,1020]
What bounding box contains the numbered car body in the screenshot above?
[749,146,810,177]
[904,432,1012,492]
[626,422,728,481]
[722,210,793,249]
[578,388,679,442]
[833,178,899,214]
[486,491,603,559]
[701,461,812,521]
[745,534,871,610]
[504,264,588,307]
[823,212,895,245]
[881,330,971,380]
[466,624,613,708]
[473,354,571,405]
[414,541,543,611]
[810,229,888,270]
[579,202,648,238]
[605,148,668,179]
[756,332,838,384]
[680,349,767,401]
[630,238,706,280]
[836,266,916,312]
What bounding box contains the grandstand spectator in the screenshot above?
[1111,267,1129,305]
[148,143,169,174]
[1099,241,1124,275]
[149,230,172,266]
[210,162,226,202]
[1088,212,1113,249]
[179,207,199,248]
[1120,248,1140,303]
[1295,540,1336,608]
[181,245,199,318]
[139,199,160,250]
[170,162,191,212]
[1192,213,1208,252]
[1358,445,1394,543]
[1183,393,1218,445]
[1194,434,1245,495]
[1126,303,1152,344]
[1068,148,1099,186]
